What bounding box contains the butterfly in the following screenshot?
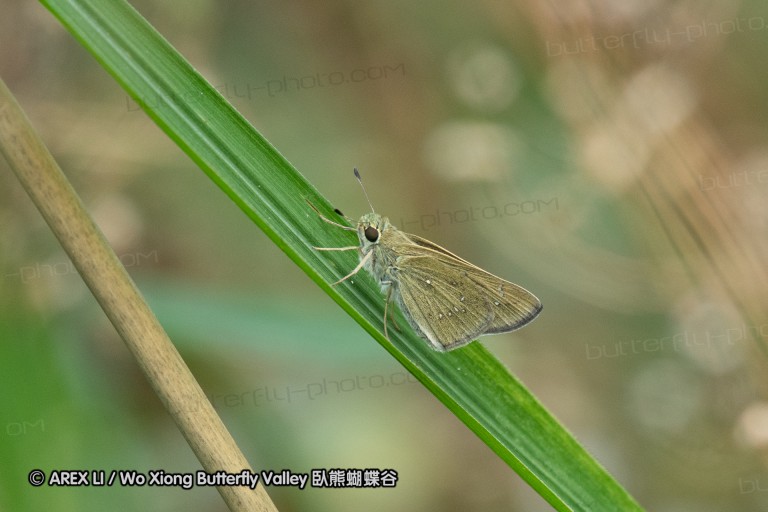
[311,169,542,351]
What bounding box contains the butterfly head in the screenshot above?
[357,212,389,251]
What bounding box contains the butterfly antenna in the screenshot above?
[354,168,376,213]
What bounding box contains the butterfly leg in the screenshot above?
[330,250,372,286]
[310,201,357,250]
[314,246,358,251]
[381,281,401,341]
[390,309,401,333]
[306,198,356,231]
[383,283,392,340]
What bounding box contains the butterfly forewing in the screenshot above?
[461,265,542,334]
[393,233,542,348]
[394,256,494,350]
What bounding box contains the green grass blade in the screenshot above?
[39,1,644,510]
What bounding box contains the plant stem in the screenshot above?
[0,76,277,512]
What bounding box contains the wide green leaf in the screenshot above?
[40,1,643,510]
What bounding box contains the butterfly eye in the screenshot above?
[364,226,379,242]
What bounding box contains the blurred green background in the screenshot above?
[2,1,768,510]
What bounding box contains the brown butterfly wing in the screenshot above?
[393,255,494,351]
[460,266,542,334]
[394,234,542,350]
